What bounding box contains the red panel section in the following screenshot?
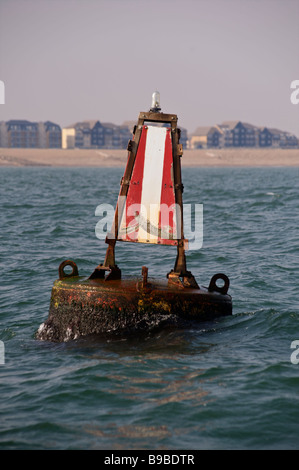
[117,125,179,246]
[158,127,177,244]
[118,126,147,241]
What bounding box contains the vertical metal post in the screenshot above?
[171,120,187,275]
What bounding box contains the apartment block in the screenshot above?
[259,127,298,148]
[62,120,133,150]
[0,120,62,148]
[6,120,39,148]
[191,121,298,149]
[40,121,62,148]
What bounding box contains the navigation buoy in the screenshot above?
[36,93,232,342]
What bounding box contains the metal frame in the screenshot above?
[89,110,198,288]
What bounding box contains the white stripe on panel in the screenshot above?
[138,126,166,242]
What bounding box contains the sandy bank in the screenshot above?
[0,147,299,168]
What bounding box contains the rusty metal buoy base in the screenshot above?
[36,261,232,343]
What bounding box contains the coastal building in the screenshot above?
[179,127,188,148]
[279,131,298,148]
[0,121,8,147]
[217,121,258,147]
[0,120,61,148]
[0,118,297,150]
[6,120,39,148]
[190,121,259,149]
[207,127,223,148]
[101,122,133,149]
[259,127,298,148]
[62,121,103,149]
[62,127,75,149]
[62,120,132,149]
[268,128,298,148]
[258,127,273,147]
[40,121,62,148]
[267,128,282,148]
[191,120,298,148]
[62,120,188,150]
[190,123,236,148]
[190,126,211,149]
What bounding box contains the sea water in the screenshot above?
[0,165,298,450]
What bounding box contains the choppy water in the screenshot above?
[0,165,299,450]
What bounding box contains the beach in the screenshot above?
[0,147,299,167]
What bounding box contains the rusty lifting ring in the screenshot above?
[208,273,230,295]
[59,260,79,280]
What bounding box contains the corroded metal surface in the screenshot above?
[36,273,232,342]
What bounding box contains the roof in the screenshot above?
[102,122,118,129]
[44,121,61,130]
[219,121,240,129]
[268,128,287,135]
[259,127,297,138]
[65,120,101,129]
[6,119,37,126]
[242,122,258,129]
[192,126,212,137]
[220,121,257,130]
[208,126,222,135]
[6,119,38,129]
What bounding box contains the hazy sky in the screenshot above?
[0,0,298,135]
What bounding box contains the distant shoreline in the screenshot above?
[0,147,299,168]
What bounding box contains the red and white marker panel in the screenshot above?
[117,125,179,245]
